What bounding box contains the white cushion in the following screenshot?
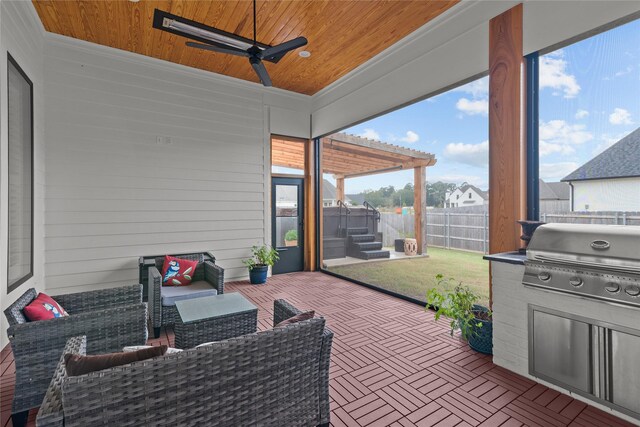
[195,341,218,348]
[123,345,182,354]
[160,280,218,306]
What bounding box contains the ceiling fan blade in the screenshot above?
[250,57,272,87]
[261,36,308,60]
[186,42,250,57]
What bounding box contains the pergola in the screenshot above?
[271,133,437,254]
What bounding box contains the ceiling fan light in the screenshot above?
[162,18,255,51]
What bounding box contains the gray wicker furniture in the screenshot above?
[174,292,258,349]
[36,299,334,427]
[4,285,148,427]
[139,252,224,338]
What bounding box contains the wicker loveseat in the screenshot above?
[36,299,333,427]
[139,252,224,338]
[4,285,148,427]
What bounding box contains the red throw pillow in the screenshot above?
[23,293,69,321]
[161,255,198,286]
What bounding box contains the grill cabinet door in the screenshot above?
[530,309,592,394]
[610,329,640,416]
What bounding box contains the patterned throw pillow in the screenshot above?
[23,293,69,321]
[161,255,198,286]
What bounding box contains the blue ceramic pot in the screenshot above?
[249,265,269,284]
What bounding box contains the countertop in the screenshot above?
[483,251,526,265]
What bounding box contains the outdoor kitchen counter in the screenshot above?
[483,251,526,265]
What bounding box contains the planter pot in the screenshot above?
[249,265,269,284]
[517,220,545,254]
[284,240,297,247]
[467,305,493,355]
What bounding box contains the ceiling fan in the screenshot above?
[153,1,307,87]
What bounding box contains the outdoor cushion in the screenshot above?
[275,311,315,328]
[64,345,167,376]
[161,255,198,286]
[123,345,183,354]
[160,281,218,306]
[23,293,69,321]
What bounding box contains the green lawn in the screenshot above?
[327,247,490,306]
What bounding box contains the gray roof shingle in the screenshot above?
[562,127,640,181]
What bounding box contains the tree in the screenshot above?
[427,181,457,208]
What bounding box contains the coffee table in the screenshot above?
[174,292,258,349]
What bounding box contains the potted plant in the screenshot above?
[284,229,298,247]
[243,245,279,285]
[426,274,493,355]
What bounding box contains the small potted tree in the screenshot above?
[243,245,279,285]
[426,274,493,354]
[284,229,298,247]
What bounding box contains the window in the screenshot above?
[531,17,640,226]
[469,193,472,199]
[7,54,34,292]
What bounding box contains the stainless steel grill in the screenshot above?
[523,223,640,308]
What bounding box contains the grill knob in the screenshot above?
[538,272,551,281]
[625,285,640,297]
[569,277,583,287]
[604,283,621,294]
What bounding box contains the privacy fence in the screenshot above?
[380,207,640,254]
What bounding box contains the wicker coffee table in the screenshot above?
[174,293,258,349]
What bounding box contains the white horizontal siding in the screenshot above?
[43,34,310,294]
[572,178,640,212]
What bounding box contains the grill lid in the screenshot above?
[527,223,640,274]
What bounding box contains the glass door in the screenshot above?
[272,177,304,274]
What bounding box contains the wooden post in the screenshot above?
[336,177,345,202]
[414,166,426,255]
[489,4,526,255]
[304,139,316,271]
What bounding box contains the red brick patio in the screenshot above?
[1,272,634,426]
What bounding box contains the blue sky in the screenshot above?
[336,18,640,194]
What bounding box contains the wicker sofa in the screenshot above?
[139,252,224,338]
[4,285,148,427]
[36,299,333,427]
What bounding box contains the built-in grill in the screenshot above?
[523,223,640,308]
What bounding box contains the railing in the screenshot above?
[336,200,351,237]
[363,201,381,233]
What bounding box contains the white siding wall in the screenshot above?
[43,35,310,295]
[572,178,640,212]
[0,1,46,350]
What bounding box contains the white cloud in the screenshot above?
[456,98,488,116]
[575,109,589,119]
[609,108,633,125]
[454,77,489,98]
[430,174,487,188]
[615,66,633,77]
[539,162,579,181]
[540,55,580,98]
[399,131,419,144]
[359,128,380,140]
[443,140,489,167]
[538,120,593,156]
[593,131,632,155]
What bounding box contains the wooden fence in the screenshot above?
[380,208,640,254]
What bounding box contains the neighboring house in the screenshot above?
[445,183,488,208]
[322,180,351,207]
[562,128,640,212]
[345,193,365,206]
[539,179,570,213]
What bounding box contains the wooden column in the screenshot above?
[489,4,526,256]
[414,166,426,255]
[304,139,316,271]
[335,177,345,202]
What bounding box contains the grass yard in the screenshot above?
[327,247,490,306]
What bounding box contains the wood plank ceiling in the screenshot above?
[32,0,459,95]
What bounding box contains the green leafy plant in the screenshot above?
[284,229,298,241]
[426,274,491,340]
[243,245,280,270]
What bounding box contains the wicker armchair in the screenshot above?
[4,285,148,427]
[37,300,333,427]
[139,252,224,338]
